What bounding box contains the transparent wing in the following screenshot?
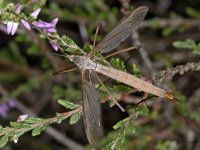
[94,6,148,53]
[82,70,103,146]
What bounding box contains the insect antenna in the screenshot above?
[88,22,103,58]
[53,66,77,75]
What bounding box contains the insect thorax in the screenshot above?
[70,55,97,70]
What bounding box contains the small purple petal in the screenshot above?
[31,8,41,18]
[11,22,19,35]
[1,103,9,111]
[15,4,23,14]
[33,21,53,28]
[0,25,7,33]
[50,41,58,51]
[44,27,56,33]
[51,18,58,27]
[7,21,13,34]
[0,109,8,118]
[7,99,17,108]
[21,19,31,30]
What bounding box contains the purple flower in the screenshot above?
[0,99,17,118]
[15,4,23,14]
[7,99,17,108]
[51,18,58,27]
[0,103,9,118]
[44,27,56,33]
[7,22,13,34]
[0,25,7,33]
[0,109,8,118]
[30,8,41,18]
[6,21,19,35]
[50,41,59,51]
[21,19,31,30]
[33,18,58,33]
[32,21,53,28]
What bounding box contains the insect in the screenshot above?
[56,6,176,146]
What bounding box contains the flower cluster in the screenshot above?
[33,18,58,33]
[3,3,59,51]
[0,99,17,118]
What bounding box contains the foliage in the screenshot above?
[173,39,200,55]
[104,106,149,149]
[110,57,126,71]
[0,101,81,148]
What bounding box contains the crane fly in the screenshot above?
[81,6,149,146]
[56,6,176,146]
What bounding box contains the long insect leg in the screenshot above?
[104,45,141,59]
[88,22,103,58]
[93,22,103,48]
[94,72,125,112]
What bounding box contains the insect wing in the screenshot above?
[94,6,148,53]
[82,70,103,146]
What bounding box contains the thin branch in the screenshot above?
[154,61,200,82]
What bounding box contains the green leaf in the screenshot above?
[113,85,131,93]
[65,47,81,53]
[10,122,30,129]
[119,136,126,148]
[173,39,200,55]
[110,58,126,71]
[185,7,200,19]
[113,118,128,130]
[58,99,79,109]
[128,123,136,134]
[148,18,161,29]
[0,72,22,83]
[39,33,46,39]
[32,125,47,136]
[24,117,44,124]
[83,44,93,53]
[27,45,41,56]
[132,64,141,77]
[173,39,195,49]
[162,26,176,37]
[63,36,77,46]
[69,112,82,125]
[0,125,3,131]
[10,122,20,128]
[61,35,80,53]
[0,135,9,148]
[140,106,149,116]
